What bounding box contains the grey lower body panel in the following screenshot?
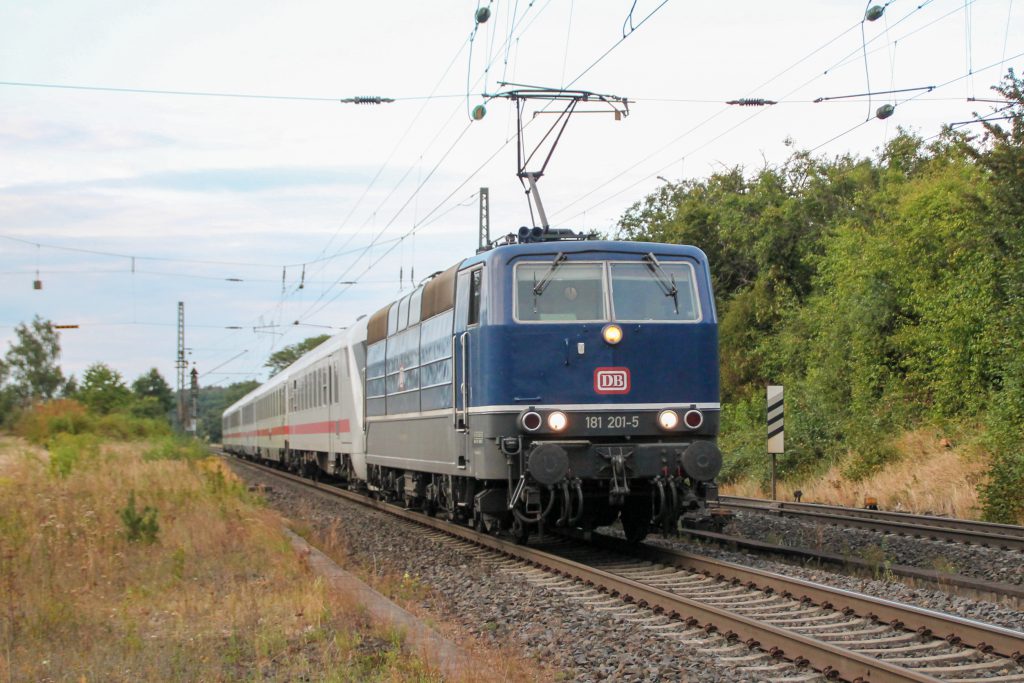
[366,413,491,477]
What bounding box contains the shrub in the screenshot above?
[47,432,101,478]
[143,435,207,462]
[119,490,159,544]
[94,412,171,441]
[15,399,93,444]
[978,357,1024,523]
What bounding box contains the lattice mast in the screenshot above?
[176,301,186,429]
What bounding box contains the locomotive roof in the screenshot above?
[462,239,709,269]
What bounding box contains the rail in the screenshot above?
[719,496,1024,552]
[222,454,1024,682]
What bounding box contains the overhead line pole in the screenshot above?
[176,302,187,430]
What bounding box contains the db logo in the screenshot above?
[594,367,630,394]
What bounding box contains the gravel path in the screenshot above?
[724,510,1024,587]
[227,462,825,682]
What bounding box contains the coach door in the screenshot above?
[326,355,336,459]
[453,266,484,468]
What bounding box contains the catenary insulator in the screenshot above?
[865,5,885,21]
[726,98,777,107]
[876,103,895,119]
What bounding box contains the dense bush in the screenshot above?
[15,399,92,444]
[15,398,171,444]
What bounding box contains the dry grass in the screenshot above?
[296,513,555,682]
[0,436,443,682]
[723,428,990,518]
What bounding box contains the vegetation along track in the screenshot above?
[718,497,1024,552]
[222,452,1024,682]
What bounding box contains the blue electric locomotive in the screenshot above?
[360,234,723,542]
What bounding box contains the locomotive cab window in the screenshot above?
[468,268,482,326]
[515,262,605,322]
[455,266,485,331]
[610,262,701,322]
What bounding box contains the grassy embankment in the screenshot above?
[0,400,459,682]
[722,428,989,518]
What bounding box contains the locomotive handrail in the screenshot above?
[459,332,469,432]
[451,335,458,430]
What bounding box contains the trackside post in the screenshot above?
[767,385,784,501]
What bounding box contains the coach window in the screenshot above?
[322,367,328,405]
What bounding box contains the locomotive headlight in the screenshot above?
[657,409,679,430]
[602,324,623,345]
[547,411,568,432]
[521,411,543,432]
[683,409,704,429]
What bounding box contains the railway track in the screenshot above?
[718,496,1024,552]
[223,455,1024,683]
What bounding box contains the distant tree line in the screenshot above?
[617,71,1024,522]
[0,316,175,424]
[0,318,326,444]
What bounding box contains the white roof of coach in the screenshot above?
[222,320,368,416]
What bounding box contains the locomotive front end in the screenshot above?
[480,241,724,541]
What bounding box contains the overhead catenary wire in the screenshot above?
[294,0,676,327]
[0,232,411,271]
[552,0,992,227]
[288,0,564,328]
[549,15,865,223]
[0,79,462,103]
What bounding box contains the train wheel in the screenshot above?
[620,499,651,544]
[511,517,530,544]
[622,516,649,544]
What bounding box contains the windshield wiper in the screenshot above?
[643,252,679,314]
[532,252,567,295]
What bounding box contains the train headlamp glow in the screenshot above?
[602,324,623,345]
[657,410,679,430]
[547,411,568,432]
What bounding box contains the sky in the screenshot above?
[1,0,1022,391]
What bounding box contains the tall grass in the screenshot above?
[722,428,989,518]
[0,437,444,681]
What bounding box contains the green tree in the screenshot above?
[964,70,1024,522]
[131,368,174,415]
[77,363,133,415]
[264,335,329,377]
[2,316,65,408]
